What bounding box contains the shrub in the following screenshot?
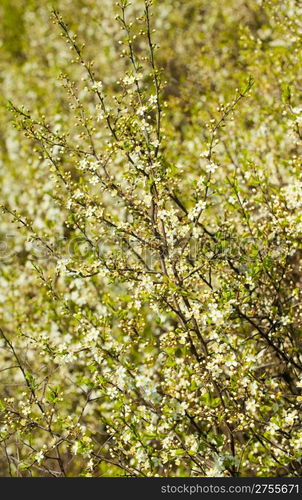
[0,0,301,477]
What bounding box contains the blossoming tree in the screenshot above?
[0,0,301,477]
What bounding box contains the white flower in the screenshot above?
[268,422,279,435]
[86,327,99,342]
[123,74,136,86]
[56,258,70,275]
[208,302,224,325]
[188,200,206,221]
[136,447,148,463]
[115,366,127,390]
[92,81,103,92]
[197,175,205,189]
[284,412,297,426]
[199,150,210,158]
[97,111,105,121]
[85,205,96,217]
[73,190,84,199]
[292,434,302,449]
[280,315,291,326]
[72,441,81,455]
[35,451,44,464]
[245,399,257,414]
[87,459,94,470]
[137,106,146,116]
[123,73,143,86]
[89,175,99,185]
[249,381,258,396]
[79,158,89,170]
[205,161,218,174]
[245,275,254,287]
[151,139,160,148]
[149,94,157,105]
[52,145,62,158]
